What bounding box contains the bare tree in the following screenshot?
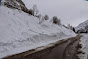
[67,24,73,30]
[38,14,44,24]
[38,14,42,20]
[52,16,61,25]
[32,4,39,16]
[44,14,49,20]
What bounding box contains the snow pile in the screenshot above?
[75,20,88,33]
[77,34,88,59]
[0,5,76,58]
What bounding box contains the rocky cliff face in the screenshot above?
[2,0,32,15]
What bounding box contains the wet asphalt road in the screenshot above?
[3,35,81,59]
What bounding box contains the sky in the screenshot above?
[22,0,88,27]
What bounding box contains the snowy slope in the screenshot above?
[77,34,88,59]
[0,5,76,58]
[75,20,88,32]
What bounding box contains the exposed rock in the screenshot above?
[2,0,32,15]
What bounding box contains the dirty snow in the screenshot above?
[0,6,76,58]
[77,34,88,59]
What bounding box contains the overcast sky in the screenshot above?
[22,0,88,27]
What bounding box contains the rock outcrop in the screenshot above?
[2,0,32,15]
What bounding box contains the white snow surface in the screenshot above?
[78,34,88,59]
[0,6,76,58]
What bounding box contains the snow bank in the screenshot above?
[0,6,76,58]
[77,34,88,59]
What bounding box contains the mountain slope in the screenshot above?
[75,20,88,33]
[0,0,76,58]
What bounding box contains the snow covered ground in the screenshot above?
[0,5,76,58]
[77,34,88,59]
